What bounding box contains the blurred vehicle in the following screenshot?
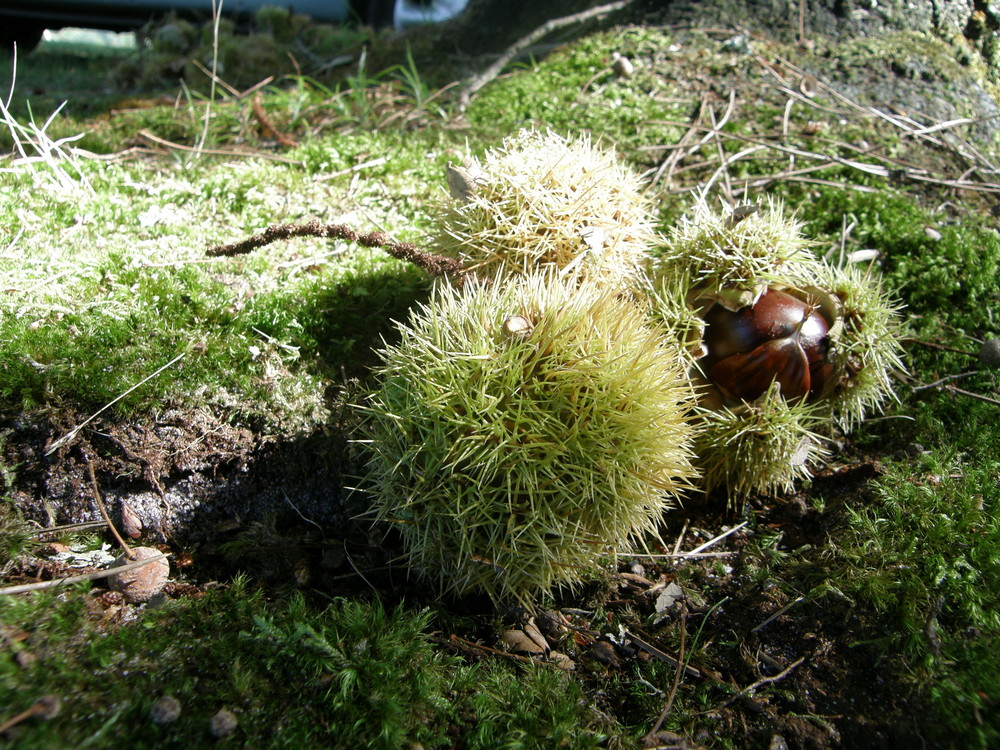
[0,0,468,53]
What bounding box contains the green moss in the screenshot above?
[464,27,689,152]
[0,584,615,748]
[797,190,1000,336]
[0,129,457,427]
[835,450,1000,746]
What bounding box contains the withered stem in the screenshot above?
[208,220,468,281]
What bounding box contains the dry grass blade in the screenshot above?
[44,353,187,456]
[645,602,687,738]
[457,0,636,109]
[645,47,1000,200]
[0,553,170,596]
[137,130,299,162]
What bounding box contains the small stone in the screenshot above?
[923,226,942,241]
[978,338,1000,368]
[209,708,239,738]
[611,51,633,78]
[108,547,170,604]
[150,695,182,725]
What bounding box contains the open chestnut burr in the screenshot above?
[699,288,836,404]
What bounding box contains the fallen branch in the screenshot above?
[457,0,634,110]
[207,220,469,281]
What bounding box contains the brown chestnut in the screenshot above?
[701,288,833,403]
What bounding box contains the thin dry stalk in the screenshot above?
[137,129,298,162]
[686,522,748,556]
[714,656,806,710]
[85,456,133,558]
[0,553,169,596]
[457,0,635,109]
[647,45,1000,200]
[646,602,688,738]
[44,352,187,456]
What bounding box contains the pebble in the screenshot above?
[150,695,182,725]
[978,338,1000,368]
[209,708,239,738]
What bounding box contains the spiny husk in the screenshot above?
[431,129,658,288]
[362,273,698,605]
[645,267,708,365]
[650,196,905,500]
[814,262,905,429]
[695,382,829,501]
[658,196,822,309]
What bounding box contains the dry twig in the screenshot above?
[645,602,688,739]
[457,0,635,109]
[0,553,170,596]
[252,94,299,147]
[85,455,133,558]
[714,656,806,710]
[207,220,468,280]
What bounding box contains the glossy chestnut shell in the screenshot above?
[700,289,834,403]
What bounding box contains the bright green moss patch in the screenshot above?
[0,584,614,749]
[0,129,460,426]
[464,26,690,151]
[797,189,1000,335]
[833,450,1000,747]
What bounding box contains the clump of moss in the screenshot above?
[362,273,697,604]
[430,129,659,288]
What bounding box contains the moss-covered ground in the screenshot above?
[1,18,998,749]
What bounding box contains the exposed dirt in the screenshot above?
[1,407,358,548]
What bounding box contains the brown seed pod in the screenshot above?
[700,288,834,403]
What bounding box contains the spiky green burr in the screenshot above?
[658,196,822,310]
[431,129,658,288]
[362,273,697,604]
[811,263,905,429]
[651,196,904,500]
[695,382,829,498]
